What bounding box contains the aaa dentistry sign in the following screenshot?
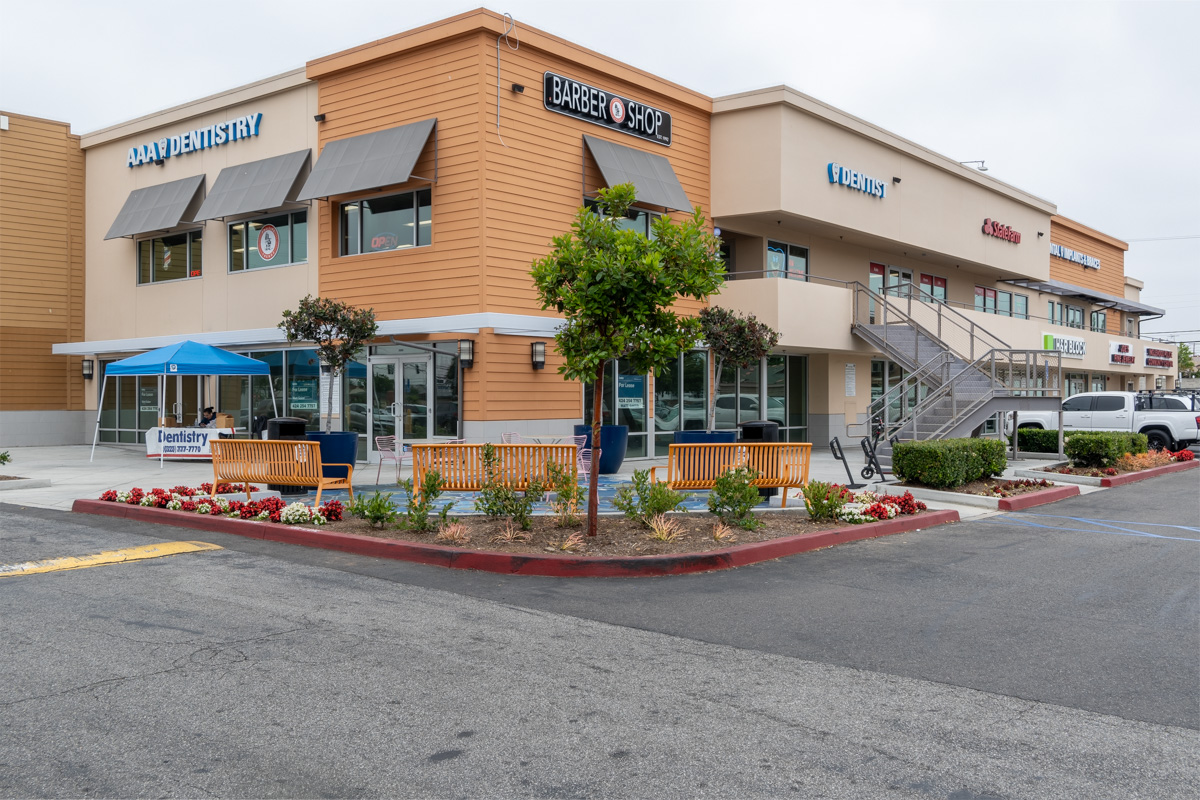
[126,112,262,168]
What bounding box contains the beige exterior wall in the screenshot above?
[82,73,319,349]
[712,87,1055,283]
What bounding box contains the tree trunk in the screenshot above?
[325,365,335,433]
[587,360,606,537]
[708,356,724,431]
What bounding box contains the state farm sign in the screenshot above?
[982,218,1021,244]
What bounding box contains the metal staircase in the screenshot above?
[848,282,1063,468]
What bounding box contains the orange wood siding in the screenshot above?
[0,113,85,410]
[1049,217,1128,336]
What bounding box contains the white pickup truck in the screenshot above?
[1007,391,1200,451]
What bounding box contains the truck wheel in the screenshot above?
[1017,424,1044,429]
[1144,429,1173,451]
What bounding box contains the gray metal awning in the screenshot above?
[1002,278,1165,316]
[193,150,311,221]
[104,175,205,240]
[583,134,691,211]
[295,118,436,201]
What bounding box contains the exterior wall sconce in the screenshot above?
[1037,231,1045,237]
[892,177,901,184]
[82,359,94,380]
[313,113,326,122]
[458,339,474,369]
[511,83,525,93]
[531,341,546,370]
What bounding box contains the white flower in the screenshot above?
[280,502,316,524]
[116,491,131,503]
[255,510,270,521]
[139,496,156,507]
[166,499,182,511]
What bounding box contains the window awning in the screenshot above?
[1003,278,1165,316]
[583,134,691,211]
[295,118,436,201]
[104,175,205,240]
[193,150,311,222]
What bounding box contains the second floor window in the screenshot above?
[1090,310,1107,332]
[229,211,307,271]
[920,274,946,303]
[340,188,431,256]
[137,230,201,285]
[766,240,808,280]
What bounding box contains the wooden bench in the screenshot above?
[210,440,354,505]
[411,443,578,498]
[649,443,812,508]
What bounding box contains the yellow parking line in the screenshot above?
[0,541,222,578]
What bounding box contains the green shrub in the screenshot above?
[801,480,853,521]
[350,491,399,526]
[1064,431,1149,467]
[398,470,450,533]
[1010,428,1060,453]
[613,469,688,527]
[545,461,582,527]
[0,450,10,465]
[892,438,1008,489]
[707,467,762,530]
[474,443,544,530]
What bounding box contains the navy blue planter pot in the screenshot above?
[573,424,629,474]
[672,430,737,445]
[307,431,359,480]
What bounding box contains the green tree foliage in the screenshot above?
[1177,343,1195,377]
[531,184,725,535]
[698,307,780,430]
[279,295,378,432]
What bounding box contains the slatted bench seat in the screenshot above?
[411,443,578,498]
[649,442,812,508]
[210,440,354,505]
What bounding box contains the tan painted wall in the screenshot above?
[713,87,1054,283]
[83,78,320,344]
[0,112,86,410]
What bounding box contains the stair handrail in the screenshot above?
[851,281,1011,363]
[877,348,1063,442]
[847,351,956,437]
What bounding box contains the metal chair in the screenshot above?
[374,435,408,483]
[567,434,588,473]
[578,448,600,478]
[501,432,524,444]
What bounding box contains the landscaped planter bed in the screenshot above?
[1029,449,1196,486]
[899,479,1080,511]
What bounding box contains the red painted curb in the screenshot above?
[1100,459,1197,487]
[71,499,959,577]
[997,484,1080,511]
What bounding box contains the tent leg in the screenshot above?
[89,377,106,463]
[160,374,166,468]
[269,379,279,422]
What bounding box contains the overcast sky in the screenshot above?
[2,0,1195,341]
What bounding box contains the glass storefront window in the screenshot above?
[653,350,709,456]
[250,351,284,431]
[340,188,431,256]
[584,359,648,458]
[287,350,321,431]
[229,211,307,271]
[433,343,459,438]
[766,240,808,280]
[136,230,201,284]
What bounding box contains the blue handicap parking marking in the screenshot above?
[980,511,1199,542]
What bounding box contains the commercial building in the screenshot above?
[14,9,1176,457]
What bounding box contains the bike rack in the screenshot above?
[829,438,866,489]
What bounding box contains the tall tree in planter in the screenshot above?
[279,295,378,433]
[532,184,725,536]
[699,306,780,432]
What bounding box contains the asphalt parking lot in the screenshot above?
[1,470,1196,797]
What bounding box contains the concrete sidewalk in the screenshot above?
[0,442,1004,519]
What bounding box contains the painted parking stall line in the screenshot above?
[978,513,1199,542]
[0,541,222,578]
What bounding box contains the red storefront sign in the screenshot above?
[982,218,1021,243]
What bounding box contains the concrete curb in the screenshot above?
[997,485,1081,511]
[1013,469,1101,486]
[71,499,959,577]
[1100,460,1198,487]
[900,483,1080,511]
[0,478,51,491]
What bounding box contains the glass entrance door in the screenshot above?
[886,267,913,297]
[367,356,431,463]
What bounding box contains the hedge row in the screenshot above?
[892,438,1008,489]
[1064,431,1148,467]
[1008,428,1061,453]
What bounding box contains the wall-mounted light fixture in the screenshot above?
[892,176,901,184]
[313,113,326,122]
[82,359,94,380]
[1037,231,1045,238]
[511,83,525,93]
[153,159,164,166]
[959,160,988,172]
[531,341,546,370]
[713,227,722,237]
[458,339,474,369]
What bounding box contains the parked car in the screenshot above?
[1006,391,1200,451]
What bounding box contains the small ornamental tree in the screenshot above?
[279,295,377,433]
[698,306,779,431]
[1178,343,1195,378]
[532,183,725,536]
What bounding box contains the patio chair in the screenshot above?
[501,432,524,444]
[579,448,600,478]
[567,434,588,473]
[374,435,409,483]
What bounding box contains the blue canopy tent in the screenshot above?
[91,340,277,465]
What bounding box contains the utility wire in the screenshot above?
[495,13,519,149]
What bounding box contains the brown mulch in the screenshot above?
[0,475,25,481]
[923,478,1057,498]
[315,510,919,557]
